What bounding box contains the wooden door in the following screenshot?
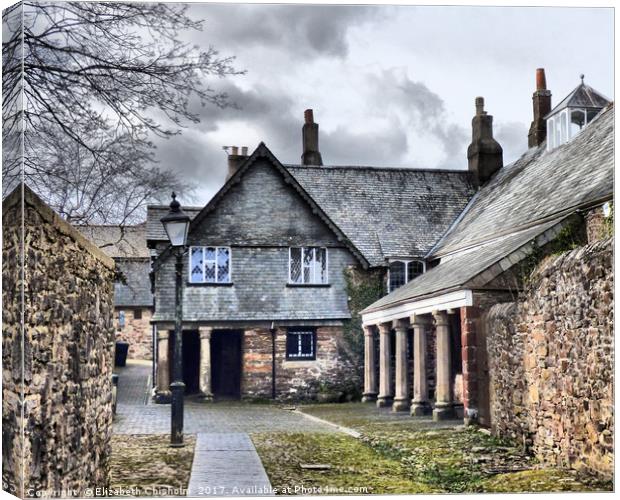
[212,330,242,398]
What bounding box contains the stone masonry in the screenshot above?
[2,185,116,497]
[485,237,613,479]
[114,307,153,360]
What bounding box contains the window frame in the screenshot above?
[188,246,232,284]
[387,259,426,293]
[285,328,317,360]
[288,247,329,285]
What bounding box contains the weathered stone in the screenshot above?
[485,237,613,481]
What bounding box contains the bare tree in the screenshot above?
[2,1,242,223]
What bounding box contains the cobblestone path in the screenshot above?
[114,360,152,406]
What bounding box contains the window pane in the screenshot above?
[286,333,298,356]
[205,261,216,282]
[290,248,302,283]
[300,333,313,357]
[389,261,406,291]
[303,248,313,283]
[205,247,216,261]
[190,247,203,282]
[407,261,424,281]
[217,247,230,283]
[317,248,327,283]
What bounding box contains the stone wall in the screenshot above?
[114,307,153,360]
[242,326,360,401]
[485,237,613,479]
[2,186,116,497]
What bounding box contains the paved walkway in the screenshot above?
[187,433,273,496]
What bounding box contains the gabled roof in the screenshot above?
[78,223,150,258]
[364,103,614,314]
[546,82,610,117]
[114,259,153,307]
[286,165,474,266]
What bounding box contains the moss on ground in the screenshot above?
[294,403,609,493]
[109,434,195,496]
[251,432,437,495]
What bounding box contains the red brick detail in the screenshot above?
[460,306,481,413]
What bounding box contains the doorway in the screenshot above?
[211,330,243,399]
[167,330,200,394]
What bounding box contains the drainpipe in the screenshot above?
[270,321,277,400]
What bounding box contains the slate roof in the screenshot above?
[114,258,153,307]
[286,166,475,266]
[146,205,202,243]
[546,82,611,117]
[364,103,614,313]
[77,223,149,258]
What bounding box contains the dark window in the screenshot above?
[134,308,142,320]
[286,328,316,360]
[407,261,424,280]
[388,261,406,292]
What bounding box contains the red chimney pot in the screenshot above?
[304,109,314,124]
[536,68,547,91]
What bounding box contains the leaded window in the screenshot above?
[289,247,328,284]
[388,259,425,292]
[286,328,316,360]
[189,246,231,283]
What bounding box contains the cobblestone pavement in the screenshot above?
[114,360,152,406]
[113,361,337,435]
[187,433,273,496]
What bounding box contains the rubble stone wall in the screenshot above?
[485,237,613,479]
[2,186,116,497]
[114,308,153,360]
[242,326,360,401]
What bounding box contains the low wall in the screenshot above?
[485,237,613,479]
[2,186,116,497]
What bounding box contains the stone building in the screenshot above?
[79,224,154,360]
[360,71,613,474]
[2,185,116,497]
[148,110,475,401]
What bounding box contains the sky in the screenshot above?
[151,3,614,204]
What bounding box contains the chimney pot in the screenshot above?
[301,109,323,166]
[226,145,249,180]
[467,96,503,188]
[536,68,547,91]
[529,68,552,148]
[241,146,248,155]
[231,145,239,155]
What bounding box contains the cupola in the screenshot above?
[545,75,610,151]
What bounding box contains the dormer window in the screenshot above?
[388,259,425,293]
[546,75,610,152]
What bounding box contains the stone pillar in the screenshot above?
[376,323,393,408]
[433,311,454,420]
[410,314,431,416]
[155,329,171,403]
[198,327,213,402]
[461,306,480,424]
[392,319,410,412]
[362,326,378,402]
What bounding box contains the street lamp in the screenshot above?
[161,192,191,447]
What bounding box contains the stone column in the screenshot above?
[198,327,213,402]
[155,329,171,403]
[362,326,378,402]
[410,314,431,416]
[392,319,410,412]
[461,306,481,425]
[376,323,393,408]
[433,311,454,420]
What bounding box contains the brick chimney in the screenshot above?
[226,146,249,180]
[301,109,323,166]
[467,97,503,188]
[528,68,552,148]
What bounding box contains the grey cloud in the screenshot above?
[368,69,468,167]
[495,121,529,165]
[188,4,385,59]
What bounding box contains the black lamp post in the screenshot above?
[160,192,191,447]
